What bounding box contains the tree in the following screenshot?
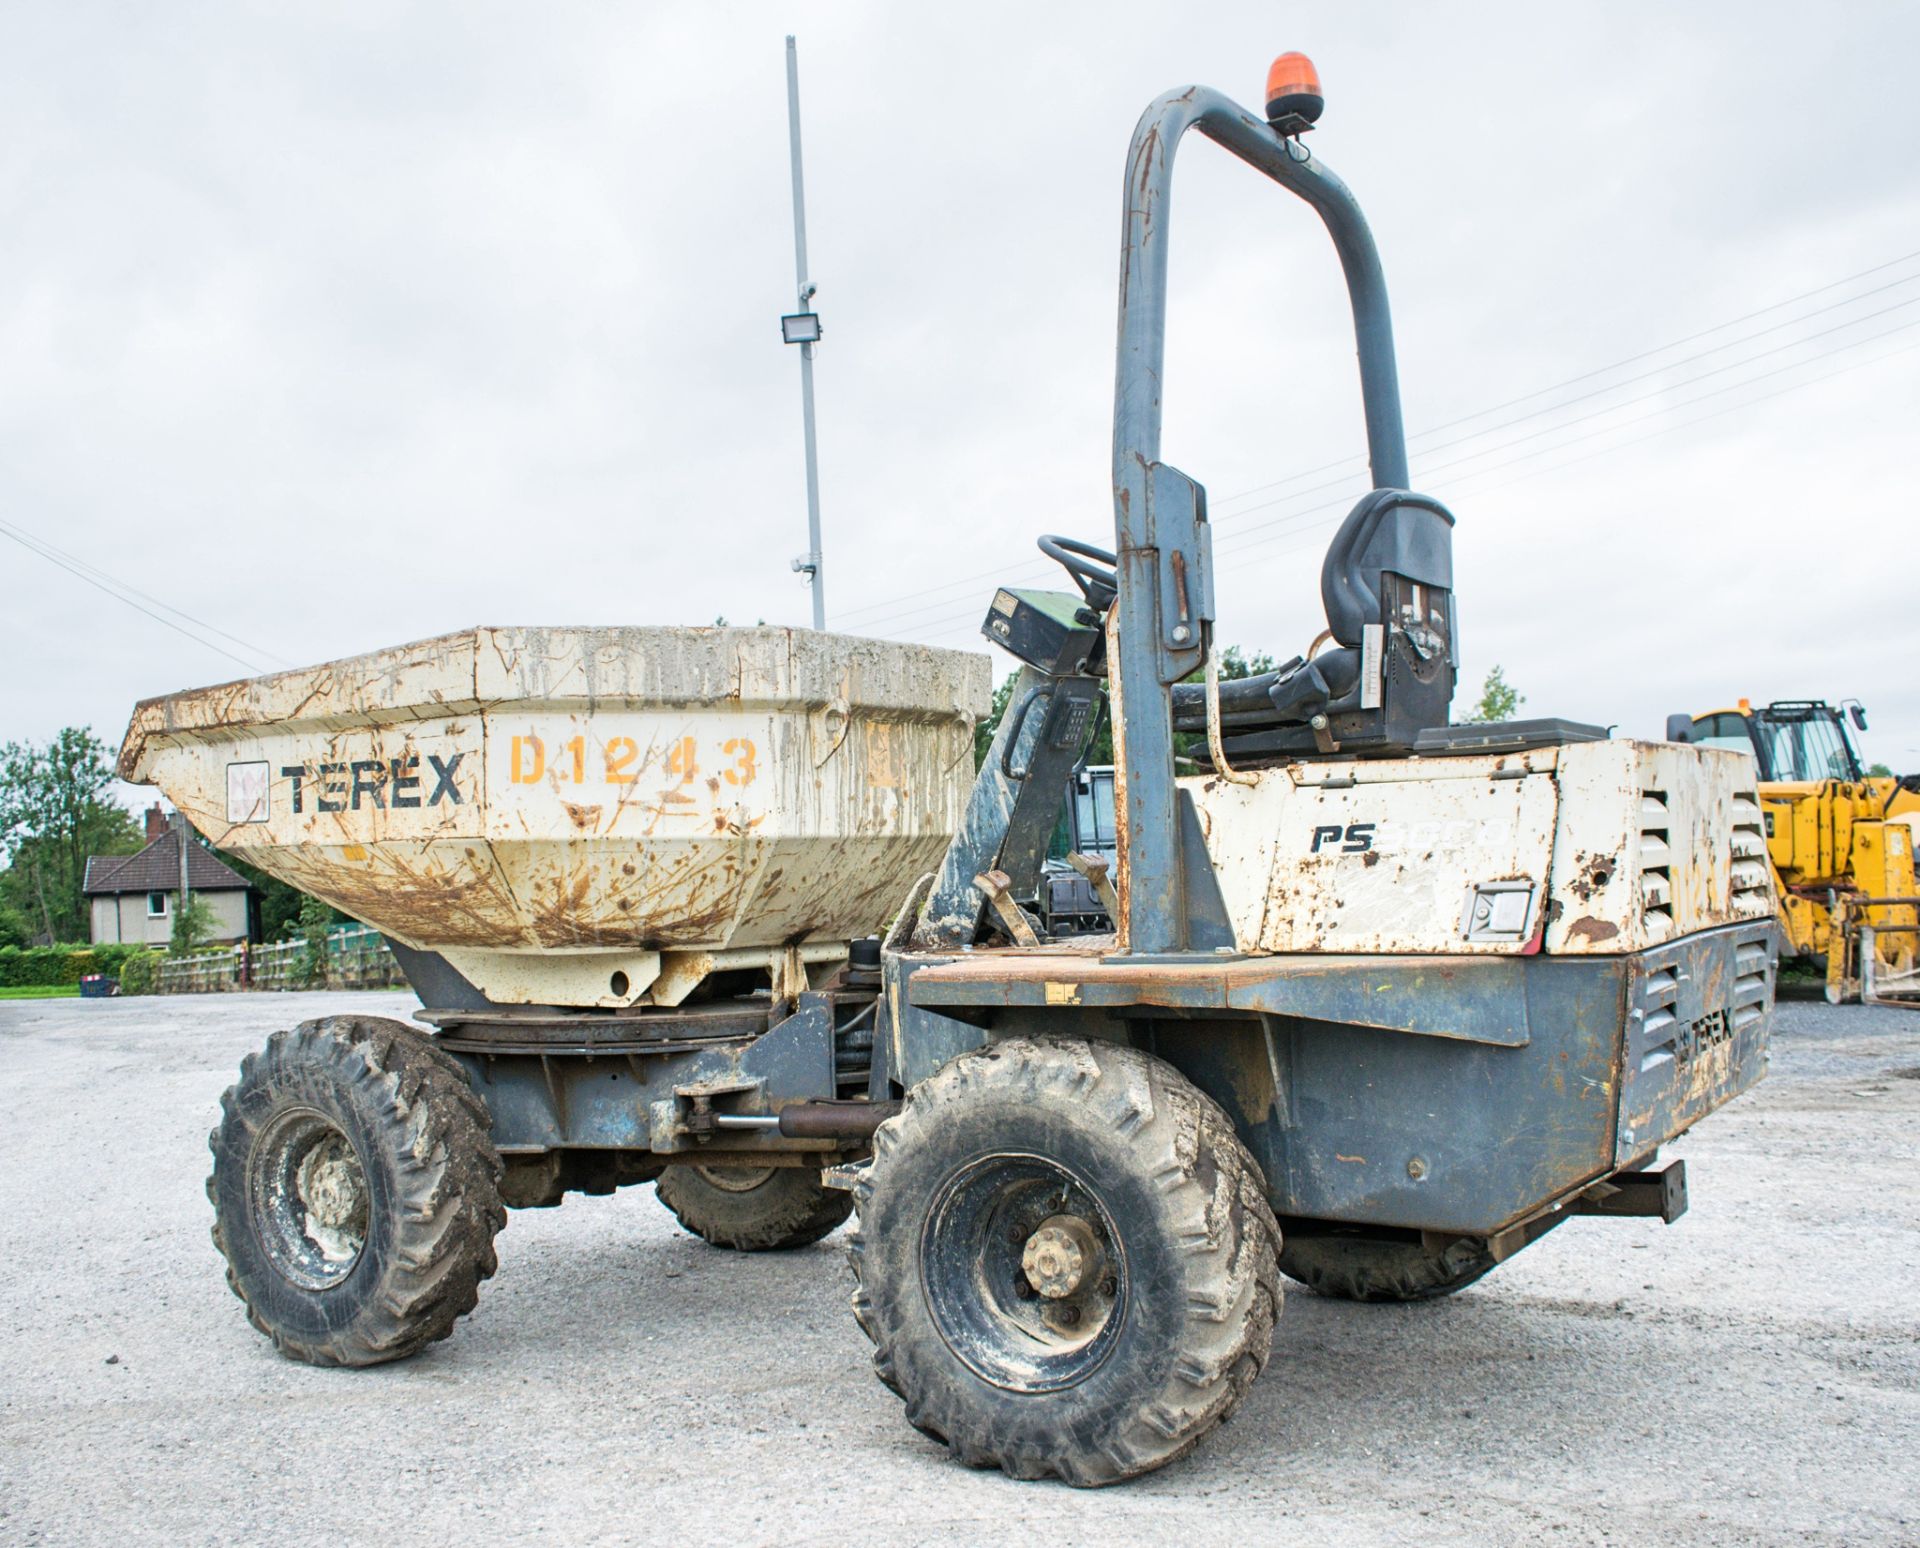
[1211,646,1278,682]
[295,894,334,987]
[1463,665,1524,724]
[168,895,218,957]
[0,728,141,944]
[1869,761,1894,778]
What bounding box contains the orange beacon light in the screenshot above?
[1265,51,1324,134]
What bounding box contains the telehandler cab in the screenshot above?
[1674,697,1920,1004]
[124,53,1777,1486]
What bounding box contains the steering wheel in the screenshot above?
[1038,534,1118,611]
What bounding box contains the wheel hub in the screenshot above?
[920,1152,1127,1393]
[694,1165,777,1194]
[1022,1214,1103,1299]
[251,1109,370,1289]
[297,1138,367,1239]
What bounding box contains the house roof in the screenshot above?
[84,832,253,896]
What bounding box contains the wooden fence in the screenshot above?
[158,924,405,994]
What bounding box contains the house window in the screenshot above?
[147,891,169,918]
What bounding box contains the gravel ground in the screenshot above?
[0,989,1914,1547]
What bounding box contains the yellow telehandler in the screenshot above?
[1676,699,1920,1004]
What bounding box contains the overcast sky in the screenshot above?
[4,1,1918,789]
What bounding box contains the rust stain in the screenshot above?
[123,629,988,976]
[1568,851,1618,903]
[1568,916,1621,944]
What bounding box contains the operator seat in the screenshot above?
[1170,487,1458,754]
[1269,488,1455,720]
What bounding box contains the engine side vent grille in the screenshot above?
[1640,790,1673,939]
[1729,793,1772,912]
[1731,937,1772,1031]
[1633,965,1682,1072]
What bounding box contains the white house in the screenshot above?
[84,807,254,947]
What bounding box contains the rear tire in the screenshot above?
[848,1037,1281,1487]
[1279,1229,1496,1303]
[655,1164,852,1250]
[207,1016,505,1366]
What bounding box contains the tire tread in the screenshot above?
[849,1036,1281,1486]
[207,1015,504,1367]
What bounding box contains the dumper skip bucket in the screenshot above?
[121,626,991,1008]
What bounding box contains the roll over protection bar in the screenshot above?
[1108,86,1412,954]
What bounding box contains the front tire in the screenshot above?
[1279,1228,1496,1303]
[656,1164,852,1250]
[848,1037,1281,1487]
[207,1016,505,1366]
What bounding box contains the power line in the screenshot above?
[883,280,1920,625]
[1186,255,1920,515]
[1166,314,1920,565]
[1407,248,1920,439]
[1427,319,1920,484]
[874,326,1920,643]
[1179,330,1920,568]
[1411,291,1920,462]
[0,515,289,665]
[0,520,272,675]
[1446,335,1920,501]
[1213,294,1920,542]
[835,246,1920,628]
[1213,333,1920,574]
[1217,309,1920,552]
[1208,247,1920,499]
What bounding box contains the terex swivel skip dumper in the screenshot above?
[123,56,1776,1485]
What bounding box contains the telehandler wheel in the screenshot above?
[1279,1229,1497,1303]
[655,1163,852,1250]
[207,1016,506,1367]
[847,1037,1281,1487]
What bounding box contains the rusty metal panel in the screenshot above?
[1544,741,1774,955]
[120,627,989,1006]
[1185,751,1559,955]
[1183,739,1772,959]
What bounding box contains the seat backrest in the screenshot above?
[1320,489,1456,646]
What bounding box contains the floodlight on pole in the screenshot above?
[783,35,826,631]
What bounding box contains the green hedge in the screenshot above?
[118,950,162,995]
[0,943,148,988]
